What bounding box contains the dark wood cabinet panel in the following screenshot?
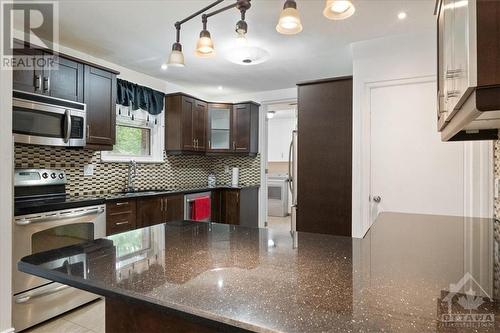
[181,96,196,151]
[137,196,166,228]
[166,93,259,155]
[106,200,137,236]
[44,55,84,102]
[194,100,207,151]
[232,104,251,153]
[84,65,117,149]
[217,187,258,227]
[221,189,240,225]
[12,41,43,94]
[297,77,352,237]
[165,194,184,222]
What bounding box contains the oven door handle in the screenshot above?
[15,284,70,304]
[15,207,105,225]
[63,109,71,143]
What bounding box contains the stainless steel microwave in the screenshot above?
[13,91,86,147]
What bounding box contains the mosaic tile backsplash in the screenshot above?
[15,144,261,196]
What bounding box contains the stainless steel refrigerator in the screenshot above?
[288,130,298,240]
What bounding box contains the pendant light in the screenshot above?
[195,15,215,57]
[323,0,355,20]
[276,0,303,35]
[167,24,185,67]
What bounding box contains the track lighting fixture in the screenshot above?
[323,0,356,20]
[196,16,215,57]
[276,0,303,35]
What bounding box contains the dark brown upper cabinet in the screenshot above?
[12,40,84,103]
[436,0,500,141]
[232,102,259,154]
[166,94,206,153]
[166,93,259,156]
[84,65,117,150]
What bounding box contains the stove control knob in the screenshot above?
[42,172,48,179]
[58,173,64,179]
[50,173,57,179]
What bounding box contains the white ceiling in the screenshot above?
[21,0,435,98]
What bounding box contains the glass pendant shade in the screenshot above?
[276,1,303,35]
[168,43,185,67]
[195,30,215,58]
[323,0,355,20]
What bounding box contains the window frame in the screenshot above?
[101,106,164,163]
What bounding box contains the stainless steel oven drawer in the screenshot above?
[12,282,100,332]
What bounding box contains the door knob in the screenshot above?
[373,196,381,203]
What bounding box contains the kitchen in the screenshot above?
[0,0,499,332]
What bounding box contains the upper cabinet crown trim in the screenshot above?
[13,39,120,75]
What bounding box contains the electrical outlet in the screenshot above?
[83,164,94,177]
[496,178,500,199]
[224,165,230,174]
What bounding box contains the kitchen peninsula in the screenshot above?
[18,213,500,332]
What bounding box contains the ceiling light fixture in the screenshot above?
[161,63,168,70]
[166,0,253,67]
[196,16,215,57]
[276,0,303,35]
[267,111,276,119]
[218,86,224,90]
[397,11,407,20]
[167,23,185,67]
[323,0,356,20]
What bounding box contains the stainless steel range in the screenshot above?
[13,169,104,332]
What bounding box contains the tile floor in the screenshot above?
[22,216,291,333]
[24,299,105,333]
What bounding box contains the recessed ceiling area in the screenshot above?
[18,0,435,98]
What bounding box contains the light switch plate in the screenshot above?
[224,165,230,174]
[495,178,500,199]
[83,164,94,177]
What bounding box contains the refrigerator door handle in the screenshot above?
[288,140,294,194]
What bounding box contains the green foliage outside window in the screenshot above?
[111,125,150,156]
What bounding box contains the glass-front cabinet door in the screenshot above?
[207,103,232,152]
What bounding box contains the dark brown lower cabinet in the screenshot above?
[106,200,137,236]
[214,188,259,228]
[164,194,184,222]
[137,194,185,228]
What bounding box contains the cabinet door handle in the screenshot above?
[115,221,129,226]
[34,75,41,91]
[86,125,90,140]
[115,202,129,206]
[160,198,163,212]
[233,141,236,150]
[208,140,211,149]
[43,76,50,92]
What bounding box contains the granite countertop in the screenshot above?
[14,184,260,216]
[18,213,500,332]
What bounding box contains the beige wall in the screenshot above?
[268,162,289,175]
[0,63,13,331]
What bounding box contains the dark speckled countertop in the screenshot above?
[19,213,500,332]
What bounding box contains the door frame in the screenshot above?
[353,75,493,238]
[259,98,298,228]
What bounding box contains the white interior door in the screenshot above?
[370,81,465,223]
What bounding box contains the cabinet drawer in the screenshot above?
[106,200,136,235]
[107,200,136,214]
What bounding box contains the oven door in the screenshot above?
[13,205,105,294]
[12,94,86,147]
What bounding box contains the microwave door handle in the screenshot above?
[63,110,71,143]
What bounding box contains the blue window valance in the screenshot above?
[116,79,165,115]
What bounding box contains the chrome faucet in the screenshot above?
[127,160,137,192]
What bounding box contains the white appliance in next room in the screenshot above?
[267,174,289,217]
